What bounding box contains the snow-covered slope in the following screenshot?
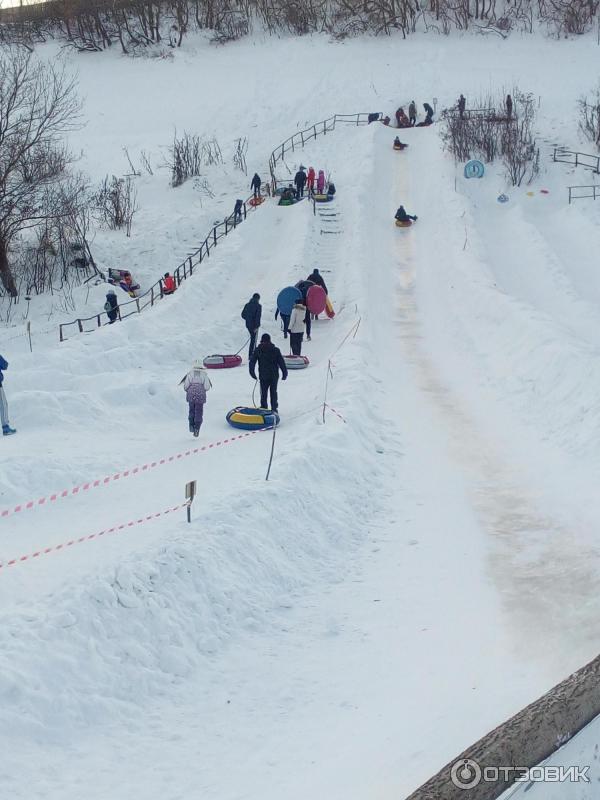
[3,31,600,800]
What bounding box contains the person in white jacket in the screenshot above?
[182,360,212,437]
[288,301,307,356]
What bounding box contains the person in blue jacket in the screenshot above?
[0,354,16,435]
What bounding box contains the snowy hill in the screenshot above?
[3,31,600,799]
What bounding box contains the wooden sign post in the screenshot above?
[185,480,197,523]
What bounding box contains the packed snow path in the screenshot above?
[3,101,600,798]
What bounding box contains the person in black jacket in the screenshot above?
[249,333,288,412]
[395,205,417,223]
[234,198,244,223]
[458,94,466,119]
[294,168,307,200]
[416,103,434,127]
[241,293,262,360]
[306,268,328,294]
[250,173,261,198]
[104,289,119,324]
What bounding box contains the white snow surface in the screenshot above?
[2,30,600,799]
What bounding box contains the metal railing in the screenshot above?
[58,198,259,341]
[568,184,600,203]
[59,111,379,342]
[268,112,381,189]
[553,146,600,173]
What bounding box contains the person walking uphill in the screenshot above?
[307,167,316,195]
[241,292,262,360]
[0,354,16,436]
[250,173,261,198]
[289,301,307,356]
[249,333,287,412]
[183,360,212,437]
[104,289,119,323]
[294,167,307,200]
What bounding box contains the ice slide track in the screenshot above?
[58,111,381,344]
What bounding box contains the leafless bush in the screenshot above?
[233,137,248,174]
[578,89,600,149]
[169,131,202,186]
[441,89,539,186]
[168,132,223,186]
[94,175,139,236]
[193,176,215,200]
[140,150,154,175]
[542,0,598,34]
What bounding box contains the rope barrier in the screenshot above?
[0,502,189,571]
[0,428,267,520]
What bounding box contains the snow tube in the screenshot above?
[203,354,242,369]
[313,194,333,203]
[395,219,413,227]
[279,197,298,206]
[306,285,327,315]
[248,196,264,207]
[284,355,309,370]
[277,286,302,315]
[325,297,335,319]
[226,407,279,430]
[393,144,407,151]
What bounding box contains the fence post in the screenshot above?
[97,314,101,328]
[243,202,247,219]
[136,298,140,313]
[575,153,579,167]
[568,187,572,204]
[189,256,193,274]
[150,286,155,306]
[59,324,64,342]
[553,147,556,162]
[77,319,83,333]
[313,125,317,140]
[213,227,217,246]
[301,130,305,146]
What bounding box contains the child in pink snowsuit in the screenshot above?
[316,170,325,194]
[307,167,316,194]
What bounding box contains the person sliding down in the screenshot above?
[416,103,434,127]
[294,167,307,200]
[250,173,261,198]
[249,333,288,413]
[395,205,417,223]
[241,292,262,360]
[289,301,308,356]
[393,136,407,150]
[183,360,212,437]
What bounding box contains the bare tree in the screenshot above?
[0,46,83,296]
[578,89,600,149]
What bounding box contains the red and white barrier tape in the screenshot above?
[0,429,264,520]
[0,502,189,571]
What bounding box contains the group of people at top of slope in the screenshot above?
[285,166,335,201]
[395,101,434,128]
